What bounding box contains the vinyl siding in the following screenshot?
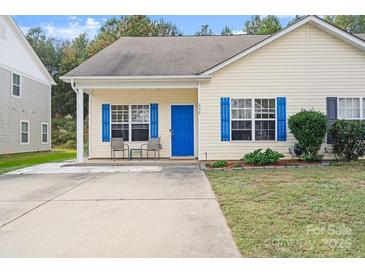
[199,23,365,160]
[89,89,198,158]
[0,66,51,154]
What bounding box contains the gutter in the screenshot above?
[60,75,211,83]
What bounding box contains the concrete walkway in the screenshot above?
[0,165,239,257]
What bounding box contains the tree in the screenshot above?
[195,25,214,36]
[56,33,89,118]
[88,16,181,57]
[324,15,365,33]
[152,18,181,36]
[244,15,282,35]
[26,27,61,77]
[221,26,233,35]
[287,15,306,26]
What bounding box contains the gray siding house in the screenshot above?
[0,16,55,154]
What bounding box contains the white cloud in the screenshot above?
[21,16,102,40]
[232,29,246,35]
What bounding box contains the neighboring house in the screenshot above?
[0,16,55,155]
[61,16,365,162]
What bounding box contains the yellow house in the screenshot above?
[60,16,365,162]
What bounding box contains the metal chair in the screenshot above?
[140,137,162,159]
[111,138,129,160]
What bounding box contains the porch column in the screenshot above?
[76,89,84,162]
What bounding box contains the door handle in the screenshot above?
[170,129,174,136]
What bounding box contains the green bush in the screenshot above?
[242,148,284,165]
[211,160,228,168]
[288,110,327,162]
[329,120,365,161]
[52,115,76,148]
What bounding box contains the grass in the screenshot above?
[207,163,365,257]
[0,149,76,175]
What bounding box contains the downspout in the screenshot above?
[71,78,78,94]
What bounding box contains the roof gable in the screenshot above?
[201,16,365,75]
[0,16,55,85]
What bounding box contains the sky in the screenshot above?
[13,15,295,40]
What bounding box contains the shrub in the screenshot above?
[288,110,327,162]
[211,160,228,168]
[242,148,284,165]
[329,120,365,161]
[52,115,76,148]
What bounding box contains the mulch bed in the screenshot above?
[204,159,329,171]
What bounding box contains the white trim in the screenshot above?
[60,75,211,82]
[11,72,21,98]
[197,82,202,160]
[110,104,150,142]
[20,120,30,145]
[337,97,364,120]
[0,63,52,87]
[229,97,277,142]
[169,103,196,158]
[201,16,365,75]
[65,79,200,90]
[76,89,84,162]
[2,16,56,85]
[88,94,92,159]
[41,122,49,144]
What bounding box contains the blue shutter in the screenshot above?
[276,97,286,141]
[102,104,110,142]
[150,103,158,138]
[220,97,230,141]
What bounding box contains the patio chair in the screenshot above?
[140,137,162,159]
[111,138,129,160]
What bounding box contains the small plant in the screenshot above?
[211,160,228,168]
[242,148,284,165]
[329,120,365,161]
[288,110,327,162]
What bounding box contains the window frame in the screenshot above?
[110,104,150,142]
[41,122,49,144]
[230,97,277,142]
[20,120,29,145]
[11,72,21,98]
[337,97,364,120]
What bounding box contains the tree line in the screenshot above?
[26,15,365,119]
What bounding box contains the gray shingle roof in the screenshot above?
[64,35,269,77]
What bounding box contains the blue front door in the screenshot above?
[171,105,194,156]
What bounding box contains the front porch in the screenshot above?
[73,84,200,162]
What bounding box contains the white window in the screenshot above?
[254,99,276,141]
[111,105,149,141]
[231,98,276,141]
[131,105,149,141]
[20,121,29,144]
[41,123,48,144]
[111,105,129,141]
[231,99,252,140]
[338,98,360,119]
[12,73,21,97]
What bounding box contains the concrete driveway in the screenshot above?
[0,165,239,257]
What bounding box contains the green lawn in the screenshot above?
[207,163,365,257]
[0,149,76,175]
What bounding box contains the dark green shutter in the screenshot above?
[326,97,337,144]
